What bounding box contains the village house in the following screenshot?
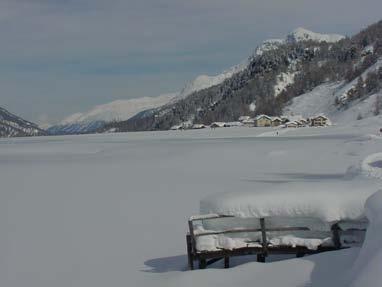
[311,115,329,127]
[284,121,298,128]
[242,118,255,127]
[224,122,242,127]
[271,117,282,127]
[255,115,272,127]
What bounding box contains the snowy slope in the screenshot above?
[255,39,285,56]
[287,27,345,43]
[0,106,45,137]
[177,61,248,100]
[283,58,382,123]
[2,122,382,287]
[48,93,177,134]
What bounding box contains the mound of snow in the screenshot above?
[349,190,382,287]
[287,27,345,43]
[200,180,380,222]
[361,153,382,180]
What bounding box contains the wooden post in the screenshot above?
[224,257,230,268]
[260,218,268,258]
[331,223,342,249]
[296,251,305,258]
[186,234,194,270]
[257,253,266,263]
[199,259,207,269]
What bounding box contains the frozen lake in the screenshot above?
[1,125,382,287]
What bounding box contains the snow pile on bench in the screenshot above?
[200,180,380,222]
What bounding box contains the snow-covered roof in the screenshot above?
[312,115,329,120]
[256,114,272,120]
[192,124,206,129]
[238,116,252,122]
[199,180,380,222]
[210,122,226,127]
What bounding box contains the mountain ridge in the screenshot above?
[101,20,382,132]
[0,107,46,138]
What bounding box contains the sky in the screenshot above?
[1,0,382,125]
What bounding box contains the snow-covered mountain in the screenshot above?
[283,58,382,124]
[49,62,249,135]
[255,39,285,56]
[106,21,382,132]
[286,27,345,43]
[177,61,248,100]
[0,107,46,138]
[48,93,178,135]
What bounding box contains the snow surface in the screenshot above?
[283,58,382,124]
[349,190,382,287]
[287,27,345,43]
[2,119,382,287]
[200,180,379,222]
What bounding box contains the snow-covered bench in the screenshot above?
[187,214,367,269]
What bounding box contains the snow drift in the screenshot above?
[349,190,382,287]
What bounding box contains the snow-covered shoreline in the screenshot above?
[1,119,382,287]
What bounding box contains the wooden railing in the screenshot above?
[186,215,367,269]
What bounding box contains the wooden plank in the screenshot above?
[199,259,207,269]
[188,220,197,258]
[189,214,235,222]
[194,226,310,237]
[224,257,230,268]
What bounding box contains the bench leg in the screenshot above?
[257,253,266,263]
[296,252,305,258]
[186,235,194,270]
[199,259,207,269]
[224,257,230,269]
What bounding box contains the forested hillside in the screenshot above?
[102,20,382,132]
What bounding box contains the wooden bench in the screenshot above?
[186,214,367,270]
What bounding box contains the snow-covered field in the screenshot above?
[1,119,382,287]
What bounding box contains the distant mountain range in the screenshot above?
[47,59,249,135]
[8,20,382,137]
[0,107,46,138]
[48,26,353,135]
[101,21,382,132]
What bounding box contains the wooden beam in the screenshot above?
[188,220,197,259]
[331,223,342,249]
[186,234,194,270]
[194,226,310,237]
